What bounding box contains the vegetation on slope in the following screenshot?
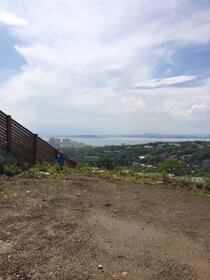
[60,141,210,177]
[1,141,210,194]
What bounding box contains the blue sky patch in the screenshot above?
[152,43,210,84]
[0,25,26,82]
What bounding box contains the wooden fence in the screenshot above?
[0,110,76,167]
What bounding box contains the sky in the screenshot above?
[0,0,210,135]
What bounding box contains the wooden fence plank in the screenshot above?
[0,110,76,167]
[6,115,12,153]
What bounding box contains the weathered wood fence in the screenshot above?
[0,110,76,167]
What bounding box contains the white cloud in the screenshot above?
[133,75,197,88]
[0,9,28,26]
[187,104,210,120]
[0,0,210,134]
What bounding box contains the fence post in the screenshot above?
[34,134,38,164]
[6,115,12,153]
[54,149,58,164]
[55,149,58,158]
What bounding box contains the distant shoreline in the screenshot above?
[45,134,210,139]
[43,135,210,147]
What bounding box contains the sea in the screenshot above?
[43,135,210,147]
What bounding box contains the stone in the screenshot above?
[98,264,103,269]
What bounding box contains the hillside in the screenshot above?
[60,141,210,176]
[0,173,210,280]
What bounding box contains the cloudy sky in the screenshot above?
[0,0,210,135]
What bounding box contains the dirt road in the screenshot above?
[0,175,210,279]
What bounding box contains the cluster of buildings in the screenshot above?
[131,143,210,172]
[48,137,86,149]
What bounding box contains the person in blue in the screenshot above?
[56,154,64,168]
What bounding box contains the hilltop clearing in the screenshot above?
[0,174,210,279]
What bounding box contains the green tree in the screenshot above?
[97,156,115,169]
[159,158,186,176]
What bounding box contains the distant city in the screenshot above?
[48,137,86,149]
[46,134,210,148]
[46,134,210,139]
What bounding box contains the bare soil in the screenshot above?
[0,174,210,280]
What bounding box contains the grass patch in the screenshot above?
[91,167,163,185]
[1,162,209,196]
[27,163,92,179]
[0,163,23,177]
[89,167,210,194]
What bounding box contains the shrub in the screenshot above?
[28,163,76,178]
[96,156,115,170]
[204,178,210,192]
[3,164,22,176]
[161,171,171,183]
[28,163,53,178]
[0,162,4,175]
[159,158,186,176]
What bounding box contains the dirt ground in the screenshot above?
[0,174,210,280]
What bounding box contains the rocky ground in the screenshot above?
[0,174,210,280]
